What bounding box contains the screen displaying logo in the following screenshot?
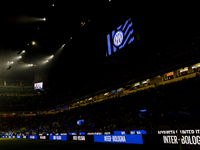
[107,18,134,56]
[113,31,124,46]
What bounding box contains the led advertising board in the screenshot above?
[157,129,200,145]
[107,18,134,56]
[28,135,37,139]
[94,135,143,144]
[16,135,22,139]
[39,136,49,140]
[49,135,67,141]
[114,130,147,135]
[68,132,77,135]
[72,136,86,141]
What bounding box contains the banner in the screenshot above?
[49,135,67,141]
[94,135,143,144]
[16,135,21,139]
[39,136,49,140]
[72,136,86,141]
[114,130,146,135]
[28,135,37,139]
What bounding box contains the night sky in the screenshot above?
[0,1,200,87]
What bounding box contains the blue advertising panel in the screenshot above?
[68,132,77,135]
[130,130,147,134]
[16,135,22,139]
[49,135,67,141]
[79,132,85,135]
[2,136,5,138]
[28,135,37,139]
[114,130,147,135]
[107,18,134,56]
[94,135,143,144]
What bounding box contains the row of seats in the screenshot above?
[1,74,200,135]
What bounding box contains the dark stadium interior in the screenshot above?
[1,1,200,149]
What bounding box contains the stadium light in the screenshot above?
[22,50,25,53]
[32,41,36,45]
[50,55,54,58]
[8,61,14,64]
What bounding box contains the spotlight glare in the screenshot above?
[32,41,36,45]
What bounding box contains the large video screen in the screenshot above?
[107,18,134,56]
[34,82,43,90]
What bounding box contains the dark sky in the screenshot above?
[0,1,200,84]
[0,1,112,81]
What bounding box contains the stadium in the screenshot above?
[1,1,200,150]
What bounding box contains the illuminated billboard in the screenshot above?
[107,18,134,56]
[34,82,43,90]
[94,135,143,144]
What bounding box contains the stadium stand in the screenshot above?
[1,72,200,136]
[1,34,200,138]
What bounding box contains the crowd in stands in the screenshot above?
[1,35,200,136]
[0,94,66,112]
[1,73,200,136]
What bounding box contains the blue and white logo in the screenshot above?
[107,18,134,56]
[113,31,124,47]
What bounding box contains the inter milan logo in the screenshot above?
[113,31,124,47]
[107,18,134,56]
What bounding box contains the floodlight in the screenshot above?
[32,41,36,45]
